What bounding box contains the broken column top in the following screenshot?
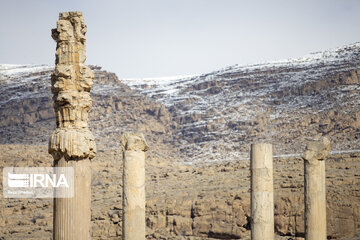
[121,133,149,152]
[49,11,96,160]
[52,11,87,43]
[303,137,331,161]
[59,11,83,18]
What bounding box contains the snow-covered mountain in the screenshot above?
[1,42,359,163]
[122,42,360,162]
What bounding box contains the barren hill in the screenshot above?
[123,42,360,163]
[1,42,360,163]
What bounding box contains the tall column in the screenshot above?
[121,133,148,240]
[250,143,274,240]
[303,137,330,240]
[49,12,96,240]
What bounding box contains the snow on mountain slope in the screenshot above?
[122,42,360,163]
[1,42,359,163]
[0,65,178,163]
[0,64,53,106]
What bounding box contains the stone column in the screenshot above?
[303,137,330,240]
[250,143,274,240]
[121,133,149,240]
[49,12,96,240]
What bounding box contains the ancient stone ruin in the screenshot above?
[121,133,149,240]
[303,137,331,240]
[39,10,343,240]
[49,11,96,239]
[250,143,274,240]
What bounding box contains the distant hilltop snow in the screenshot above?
[0,64,53,77]
[2,41,360,82]
[122,41,360,85]
[1,41,360,163]
[119,41,360,162]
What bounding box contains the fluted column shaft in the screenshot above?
[49,11,96,240]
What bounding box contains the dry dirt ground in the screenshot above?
[0,144,359,239]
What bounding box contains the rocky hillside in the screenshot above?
[124,42,360,163]
[1,42,360,163]
[0,64,178,161]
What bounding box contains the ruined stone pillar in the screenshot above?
[121,133,148,240]
[250,143,274,240]
[303,137,330,240]
[49,12,96,240]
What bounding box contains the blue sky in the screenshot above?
[1,0,360,78]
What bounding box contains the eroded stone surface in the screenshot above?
[303,137,331,240]
[122,133,147,240]
[303,137,331,163]
[121,133,149,152]
[50,12,94,240]
[49,11,96,160]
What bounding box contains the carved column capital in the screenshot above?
[49,12,96,160]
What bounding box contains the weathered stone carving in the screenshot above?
[303,137,331,240]
[121,133,148,240]
[121,132,149,152]
[303,137,331,163]
[49,11,96,160]
[50,12,94,240]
